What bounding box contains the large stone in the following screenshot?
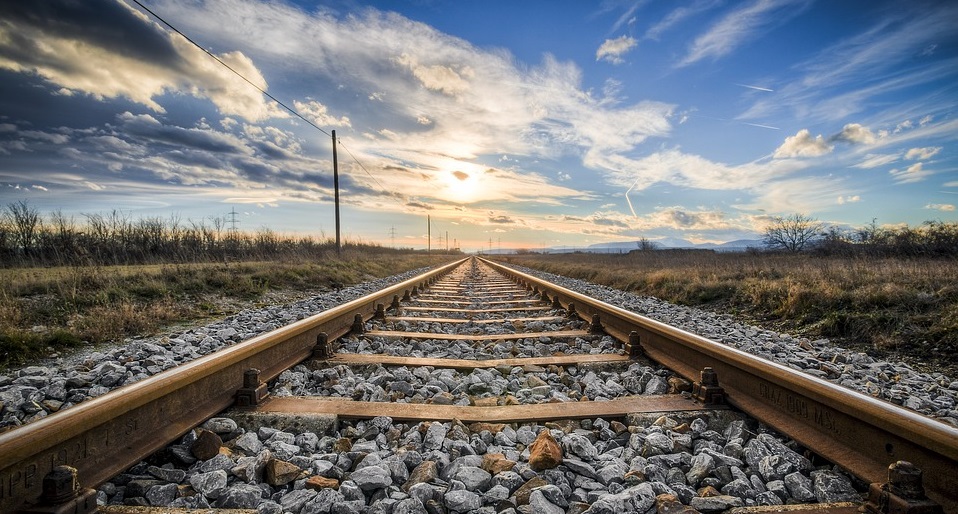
[513,476,548,505]
[444,489,481,512]
[265,458,304,486]
[528,430,562,470]
[216,483,262,509]
[481,453,516,475]
[528,489,564,514]
[403,459,438,492]
[306,476,340,490]
[655,493,699,514]
[189,469,227,497]
[453,466,492,492]
[350,464,392,491]
[690,494,744,512]
[784,471,816,502]
[813,470,861,502]
[191,429,223,461]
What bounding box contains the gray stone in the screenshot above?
[784,471,816,502]
[690,494,745,512]
[424,422,448,450]
[564,434,598,460]
[189,469,228,497]
[528,490,564,514]
[536,484,569,507]
[280,489,318,513]
[302,488,346,514]
[453,466,492,492]
[147,465,186,483]
[350,465,393,491]
[203,417,239,434]
[686,452,715,487]
[393,498,429,514]
[444,489,481,512]
[234,431,264,455]
[563,458,597,479]
[145,483,178,506]
[813,470,861,502]
[217,483,262,509]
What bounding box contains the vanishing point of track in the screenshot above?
[1,257,955,513]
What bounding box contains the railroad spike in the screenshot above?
[628,331,645,358]
[589,314,605,334]
[552,296,562,309]
[565,302,578,320]
[235,368,269,408]
[374,303,386,320]
[389,295,401,311]
[691,367,726,405]
[864,461,943,514]
[351,313,365,335]
[540,291,550,303]
[312,332,333,360]
[402,290,412,302]
[17,465,97,514]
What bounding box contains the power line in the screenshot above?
[130,0,414,214]
[129,0,331,138]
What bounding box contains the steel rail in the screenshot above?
[481,258,958,511]
[0,258,467,513]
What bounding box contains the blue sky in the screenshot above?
[1,0,956,251]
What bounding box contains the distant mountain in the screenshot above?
[578,237,764,253]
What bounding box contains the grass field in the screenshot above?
[0,251,458,369]
[497,251,958,376]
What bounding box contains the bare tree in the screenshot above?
[6,200,42,256]
[763,214,824,252]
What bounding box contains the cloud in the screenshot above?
[0,0,282,121]
[678,0,810,67]
[925,203,955,212]
[837,195,860,204]
[853,153,900,169]
[905,146,941,160]
[293,99,351,127]
[645,0,721,40]
[737,5,958,123]
[596,36,637,64]
[773,129,832,158]
[394,53,473,96]
[889,162,932,183]
[830,123,877,145]
[488,213,517,224]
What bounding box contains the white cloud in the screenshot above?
[773,129,832,158]
[394,53,473,96]
[904,146,941,160]
[831,123,877,145]
[678,0,810,67]
[837,195,860,204]
[292,99,351,127]
[889,162,933,183]
[596,36,638,65]
[0,0,282,122]
[925,203,955,212]
[853,153,900,169]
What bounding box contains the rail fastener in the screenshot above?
[235,368,269,407]
[16,465,96,514]
[865,461,943,514]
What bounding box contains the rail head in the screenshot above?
[482,257,958,509]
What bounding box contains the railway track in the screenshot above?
[0,256,955,513]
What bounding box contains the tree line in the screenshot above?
[762,213,958,257]
[0,201,398,267]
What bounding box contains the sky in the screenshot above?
[1,0,956,252]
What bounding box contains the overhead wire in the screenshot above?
[130,0,412,210]
[131,0,423,217]
[129,0,331,138]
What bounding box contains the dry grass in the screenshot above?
[1,251,457,369]
[499,251,958,375]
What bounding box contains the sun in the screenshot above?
[441,170,483,203]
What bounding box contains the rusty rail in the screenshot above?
[0,258,467,513]
[481,258,958,511]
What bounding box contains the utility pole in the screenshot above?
[389,226,396,248]
[332,130,341,254]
